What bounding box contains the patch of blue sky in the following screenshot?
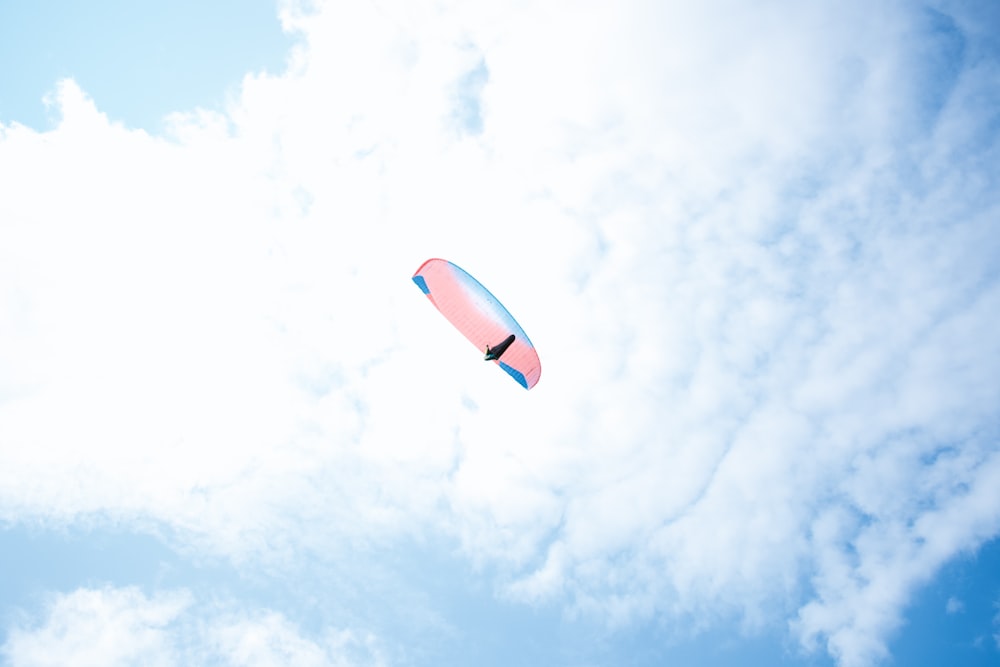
[888,537,1000,666]
[0,524,236,615]
[0,0,292,132]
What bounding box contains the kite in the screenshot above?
[412,258,541,389]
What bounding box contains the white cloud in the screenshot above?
[945,596,963,614]
[199,610,385,667]
[2,1,999,667]
[1,587,187,667]
[0,587,384,667]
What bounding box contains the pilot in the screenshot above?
[484,334,515,361]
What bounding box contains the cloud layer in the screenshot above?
[2,1,999,666]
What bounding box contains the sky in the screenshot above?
[1,0,999,666]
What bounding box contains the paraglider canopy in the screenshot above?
[412,258,541,389]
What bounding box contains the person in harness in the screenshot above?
[484,334,515,361]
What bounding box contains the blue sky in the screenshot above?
[2,1,1000,666]
[0,0,290,132]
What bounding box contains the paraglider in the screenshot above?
[412,258,541,389]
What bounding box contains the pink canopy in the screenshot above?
[412,258,541,390]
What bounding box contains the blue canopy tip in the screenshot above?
[499,362,529,389]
